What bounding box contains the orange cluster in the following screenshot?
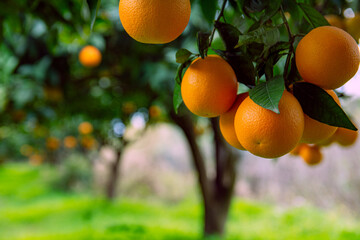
[181,26,359,160]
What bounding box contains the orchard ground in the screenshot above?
[1,163,360,240]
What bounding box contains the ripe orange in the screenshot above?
[181,55,238,118]
[46,137,60,151]
[20,145,34,157]
[345,14,360,42]
[295,26,360,89]
[317,133,336,147]
[234,91,304,158]
[299,145,323,166]
[219,93,248,150]
[79,45,102,68]
[333,127,358,147]
[149,105,162,119]
[64,136,78,149]
[325,15,346,30]
[78,122,93,135]
[119,0,191,44]
[29,154,44,166]
[81,136,97,150]
[301,90,340,144]
[289,143,306,156]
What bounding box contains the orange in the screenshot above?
[119,0,191,44]
[333,126,358,147]
[234,91,304,158]
[81,136,97,150]
[345,14,360,42]
[181,55,238,118]
[289,143,306,156]
[29,154,44,166]
[78,122,93,135]
[79,45,102,68]
[149,105,162,119]
[317,133,336,147]
[301,90,340,144]
[64,136,78,149]
[325,15,346,30]
[295,26,360,89]
[46,137,60,151]
[20,145,34,157]
[219,93,248,150]
[299,145,323,166]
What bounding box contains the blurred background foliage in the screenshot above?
[1,0,360,239]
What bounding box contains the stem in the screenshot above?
[280,5,295,91]
[209,0,228,47]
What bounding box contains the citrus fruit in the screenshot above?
[119,0,191,44]
[301,90,340,144]
[289,143,306,156]
[20,145,34,157]
[345,14,360,42]
[181,55,238,118]
[317,133,336,147]
[299,145,323,166]
[81,136,97,150]
[333,126,358,147]
[219,93,248,150]
[79,45,102,68]
[78,122,93,135]
[29,154,44,166]
[64,136,78,149]
[325,15,346,30]
[149,105,162,119]
[295,26,360,89]
[234,91,304,158]
[46,137,60,151]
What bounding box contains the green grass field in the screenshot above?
[1,163,360,240]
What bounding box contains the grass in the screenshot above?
[1,163,360,240]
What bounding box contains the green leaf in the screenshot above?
[86,0,102,31]
[297,3,330,29]
[200,0,218,24]
[176,49,192,64]
[238,26,280,47]
[263,0,282,23]
[197,32,210,59]
[215,49,256,86]
[173,82,183,114]
[243,0,269,13]
[249,76,285,114]
[175,57,194,84]
[214,21,241,50]
[293,82,357,130]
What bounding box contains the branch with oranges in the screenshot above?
[116,0,359,164]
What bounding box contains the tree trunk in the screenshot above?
[106,148,122,199]
[171,112,239,238]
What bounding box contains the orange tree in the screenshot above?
[1,0,360,238]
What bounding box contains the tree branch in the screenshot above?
[170,111,211,203]
[210,117,238,195]
[209,0,228,47]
